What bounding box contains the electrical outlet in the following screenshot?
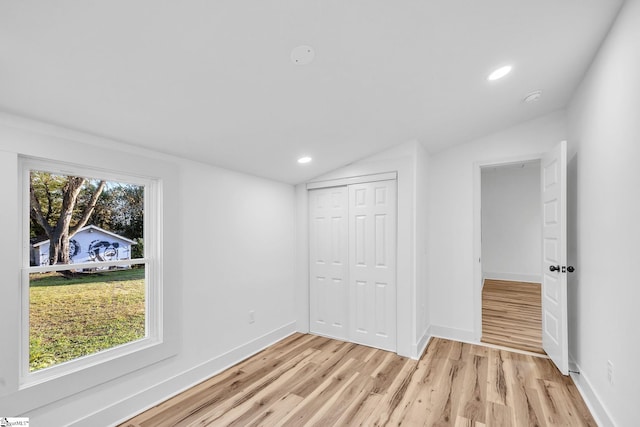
[607,360,614,385]
[249,310,255,324]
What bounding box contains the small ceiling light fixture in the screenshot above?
[297,156,313,164]
[487,65,512,81]
[523,90,543,103]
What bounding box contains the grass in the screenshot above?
[29,268,146,372]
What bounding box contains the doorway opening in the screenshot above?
[479,160,544,354]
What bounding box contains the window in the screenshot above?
[0,143,179,418]
[26,164,148,374]
[20,158,162,386]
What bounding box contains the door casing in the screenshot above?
[473,144,569,374]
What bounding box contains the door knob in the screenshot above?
[549,265,560,272]
[567,266,575,273]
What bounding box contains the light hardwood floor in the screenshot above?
[482,279,544,354]
[120,333,595,426]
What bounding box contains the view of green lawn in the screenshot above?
[29,268,146,372]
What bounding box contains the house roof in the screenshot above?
[32,225,138,247]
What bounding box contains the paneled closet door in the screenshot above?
[348,180,397,352]
[309,187,349,340]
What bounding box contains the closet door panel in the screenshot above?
[309,187,348,340]
[348,181,397,351]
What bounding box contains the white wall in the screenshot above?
[427,111,566,341]
[567,0,640,425]
[481,163,541,283]
[0,114,296,426]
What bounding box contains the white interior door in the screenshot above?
[348,180,397,352]
[309,187,349,340]
[541,141,569,375]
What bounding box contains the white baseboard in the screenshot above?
[483,272,541,284]
[569,359,616,427]
[411,327,432,360]
[73,322,297,427]
[428,325,476,343]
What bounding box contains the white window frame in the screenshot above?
[20,157,161,387]
[0,140,179,414]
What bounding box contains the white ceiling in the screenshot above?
[0,0,624,184]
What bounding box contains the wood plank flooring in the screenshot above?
[482,279,544,354]
[120,333,596,426]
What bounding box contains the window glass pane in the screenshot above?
[29,267,146,372]
[28,169,147,372]
[29,171,144,266]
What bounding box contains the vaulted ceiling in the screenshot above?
[0,0,624,183]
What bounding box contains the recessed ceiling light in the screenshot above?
[297,156,312,164]
[487,65,512,81]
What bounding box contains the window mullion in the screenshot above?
[25,259,149,274]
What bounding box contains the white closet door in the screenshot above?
[309,187,349,340]
[348,180,397,351]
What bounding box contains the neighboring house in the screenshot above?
[32,225,137,268]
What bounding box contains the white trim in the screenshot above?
[428,324,477,343]
[22,153,158,186]
[20,330,162,389]
[20,157,161,389]
[298,154,415,358]
[309,179,398,353]
[84,322,297,427]
[473,152,544,342]
[569,359,616,427]
[0,146,180,415]
[306,171,397,189]
[0,150,20,398]
[412,327,432,360]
